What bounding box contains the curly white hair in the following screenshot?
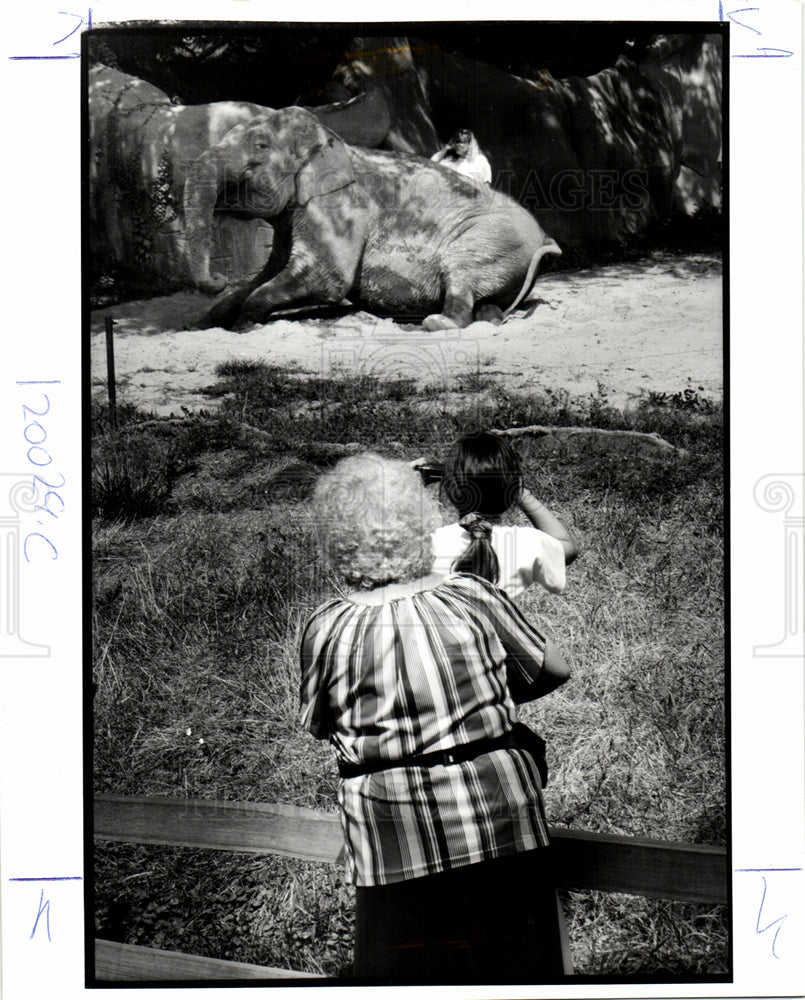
[312,453,440,589]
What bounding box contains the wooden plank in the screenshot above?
[94,796,727,904]
[549,827,728,904]
[94,795,343,865]
[95,939,323,981]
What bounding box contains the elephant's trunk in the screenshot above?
[183,148,229,294]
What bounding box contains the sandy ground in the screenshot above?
[90,253,722,417]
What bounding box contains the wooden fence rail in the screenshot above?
[95,939,321,982]
[94,794,728,982]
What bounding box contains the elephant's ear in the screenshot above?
[296,132,355,206]
[308,88,391,148]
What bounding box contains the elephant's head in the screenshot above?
[183,106,355,294]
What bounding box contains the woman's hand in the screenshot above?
[537,639,571,694]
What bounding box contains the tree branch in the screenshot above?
[492,424,686,457]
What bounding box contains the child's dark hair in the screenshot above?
[442,430,523,517]
[451,513,500,583]
[443,431,523,584]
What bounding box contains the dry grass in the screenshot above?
[92,367,726,979]
[95,844,354,976]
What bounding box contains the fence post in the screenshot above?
[105,316,117,430]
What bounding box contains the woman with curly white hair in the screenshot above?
[300,452,570,983]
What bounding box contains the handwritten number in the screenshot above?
[53,11,84,46]
[720,3,796,56]
[17,388,63,563]
[34,472,66,491]
[27,446,52,467]
[23,396,51,419]
[756,876,787,959]
[34,492,65,519]
[726,6,763,34]
[24,533,58,562]
[24,422,47,446]
[30,890,52,942]
[9,10,89,59]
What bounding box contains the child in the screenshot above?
[429,430,578,598]
[430,128,493,185]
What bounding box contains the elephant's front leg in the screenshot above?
[238,258,347,325]
[422,274,475,331]
[239,205,362,326]
[199,217,293,330]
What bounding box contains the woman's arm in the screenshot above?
[525,639,570,698]
[461,576,571,703]
[506,636,570,703]
[517,489,579,566]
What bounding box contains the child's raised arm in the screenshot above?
[517,489,579,566]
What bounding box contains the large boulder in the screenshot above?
[89,65,273,292]
[89,65,390,295]
[328,35,722,247]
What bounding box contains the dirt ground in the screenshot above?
[90,252,722,417]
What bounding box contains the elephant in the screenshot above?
[182,106,561,330]
[88,64,391,293]
[327,35,722,248]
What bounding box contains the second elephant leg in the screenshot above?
[422,275,474,331]
[202,280,262,329]
[238,266,348,326]
[474,302,504,325]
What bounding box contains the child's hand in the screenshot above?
[516,489,579,566]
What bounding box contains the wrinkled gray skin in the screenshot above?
[183,106,560,330]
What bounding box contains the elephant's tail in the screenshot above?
[502,239,561,320]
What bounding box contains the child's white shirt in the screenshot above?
[430,523,566,599]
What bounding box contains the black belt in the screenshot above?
[337,729,517,779]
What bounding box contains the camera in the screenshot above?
[416,462,445,485]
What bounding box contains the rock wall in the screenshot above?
[331,34,722,246]
[89,66,390,294]
[89,65,275,291]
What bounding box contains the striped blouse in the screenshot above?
[299,573,551,886]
